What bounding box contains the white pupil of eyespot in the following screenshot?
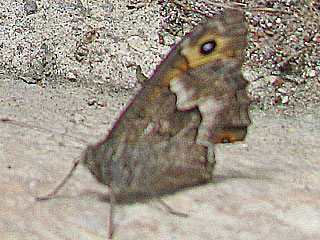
[203,43,213,51]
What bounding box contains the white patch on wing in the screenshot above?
[196,98,224,147]
[169,77,197,110]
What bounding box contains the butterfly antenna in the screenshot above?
[1,118,88,145]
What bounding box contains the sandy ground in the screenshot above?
[1,76,319,239]
[0,0,319,239]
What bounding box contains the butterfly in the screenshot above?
[83,8,251,198]
[37,9,251,238]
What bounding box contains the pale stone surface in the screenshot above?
[1,77,319,239]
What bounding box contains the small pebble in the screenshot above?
[66,72,77,82]
[281,96,289,104]
[24,1,37,15]
[19,76,38,84]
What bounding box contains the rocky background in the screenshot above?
[0,0,319,239]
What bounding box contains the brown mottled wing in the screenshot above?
[170,58,251,146]
[82,10,250,200]
[169,9,250,145]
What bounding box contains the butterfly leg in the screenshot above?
[35,159,81,201]
[108,191,116,239]
[157,198,189,217]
